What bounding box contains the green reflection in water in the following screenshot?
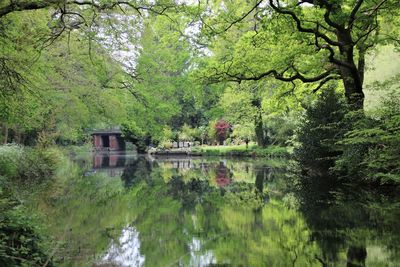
[28,153,400,266]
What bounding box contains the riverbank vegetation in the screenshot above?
[0,145,62,266]
[191,144,290,158]
[1,0,400,265]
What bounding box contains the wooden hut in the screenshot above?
[91,129,125,151]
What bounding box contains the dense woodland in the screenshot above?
[1,0,400,266]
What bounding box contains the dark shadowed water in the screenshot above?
[36,152,400,266]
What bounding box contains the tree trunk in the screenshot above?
[255,111,266,147]
[346,246,367,267]
[336,30,365,110]
[252,97,268,147]
[14,126,21,144]
[2,123,8,144]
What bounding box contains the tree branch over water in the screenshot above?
[0,0,176,18]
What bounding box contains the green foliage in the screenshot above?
[121,122,149,153]
[0,145,23,178]
[0,146,59,266]
[17,148,61,182]
[196,0,400,109]
[0,11,136,145]
[295,88,348,176]
[231,123,254,144]
[209,79,303,147]
[0,145,61,182]
[1,2,400,266]
[265,111,298,147]
[206,119,218,145]
[0,199,52,267]
[336,93,400,183]
[178,124,198,141]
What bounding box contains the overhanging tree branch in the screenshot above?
[209,65,337,85]
[0,0,61,17]
[269,0,341,47]
[348,0,364,28]
[0,0,176,18]
[316,0,346,30]
[204,0,264,35]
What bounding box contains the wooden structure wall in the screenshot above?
[91,130,125,151]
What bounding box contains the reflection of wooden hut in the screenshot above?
[93,153,127,168]
[91,152,131,177]
[91,129,125,151]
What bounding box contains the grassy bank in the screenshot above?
[191,144,291,158]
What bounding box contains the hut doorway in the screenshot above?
[101,135,110,148]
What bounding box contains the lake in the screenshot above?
[34,152,400,266]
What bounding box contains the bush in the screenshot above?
[0,146,59,266]
[0,145,23,178]
[0,191,52,266]
[335,93,400,184]
[158,140,173,150]
[0,145,61,182]
[17,148,61,182]
[295,89,348,177]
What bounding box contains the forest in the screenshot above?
[1,0,400,266]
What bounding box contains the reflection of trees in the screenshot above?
[45,156,400,266]
[215,161,231,187]
[120,157,154,188]
[36,172,139,265]
[295,176,400,266]
[167,176,213,212]
[207,201,321,266]
[38,157,292,266]
[131,174,321,266]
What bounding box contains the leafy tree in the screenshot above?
[219,83,270,147]
[121,121,149,153]
[196,0,400,110]
[178,124,198,142]
[295,88,348,176]
[231,123,254,147]
[214,119,230,145]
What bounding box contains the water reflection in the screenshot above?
[81,152,138,177]
[295,176,400,266]
[187,238,216,267]
[99,226,145,267]
[54,153,400,266]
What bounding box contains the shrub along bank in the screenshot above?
[295,89,400,186]
[0,145,62,267]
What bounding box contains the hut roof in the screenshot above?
[91,128,122,135]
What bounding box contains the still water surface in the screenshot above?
[37,152,400,266]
